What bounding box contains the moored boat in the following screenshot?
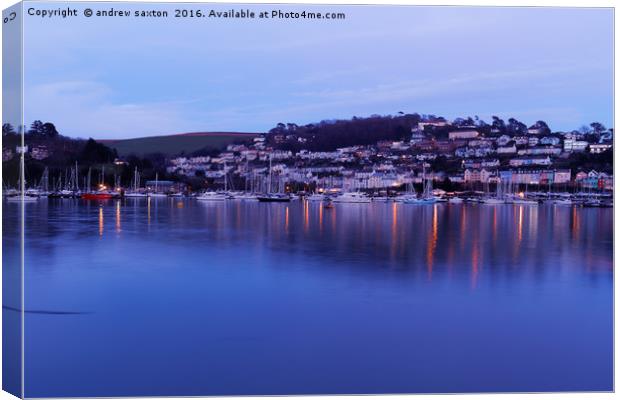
[196,191,228,201]
[333,192,371,203]
[81,192,114,200]
[257,193,291,202]
[307,193,326,201]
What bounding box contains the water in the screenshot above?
[3,198,613,397]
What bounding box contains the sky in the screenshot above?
[21,3,613,139]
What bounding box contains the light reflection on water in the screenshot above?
[2,198,613,396]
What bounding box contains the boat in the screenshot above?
[125,192,148,198]
[553,198,573,206]
[232,193,258,201]
[404,166,436,205]
[196,191,228,201]
[372,196,392,202]
[448,197,464,204]
[333,192,371,203]
[482,178,506,205]
[307,193,326,201]
[513,198,538,205]
[257,155,292,203]
[6,194,39,202]
[394,193,418,203]
[394,181,417,203]
[149,173,168,197]
[482,197,504,205]
[5,150,40,202]
[404,197,437,205]
[125,167,148,197]
[81,192,114,200]
[168,192,185,198]
[257,193,291,202]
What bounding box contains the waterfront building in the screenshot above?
[564,139,589,152]
[464,168,492,183]
[417,119,448,130]
[496,135,512,146]
[589,143,613,154]
[517,146,562,156]
[540,136,561,146]
[509,156,552,167]
[449,130,479,140]
[497,144,517,154]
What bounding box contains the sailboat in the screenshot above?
[149,173,168,197]
[6,147,39,202]
[394,180,418,203]
[513,183,538,205]
[81,165,114,200]
[404,166,436,204]
[126,167,148,198]
[482,179,505,205]
[257,155,291,202]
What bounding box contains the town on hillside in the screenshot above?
[2,114,614,205]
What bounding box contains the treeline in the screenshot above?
[2,121,176,188]
[265,113,612,151]
[266,113,423,151]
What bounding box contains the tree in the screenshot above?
[28,120,44,135]
[2,123,15,136]
[491,116,506,134]
[79,138,117,164]
[533,120,551,135]
[578,125,591,135]
[41,122,59,138]
[507,118,527,135]
[590,122,606,134]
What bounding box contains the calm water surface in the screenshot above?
[3,198,613,396]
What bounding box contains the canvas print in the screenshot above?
[2,2,614,398]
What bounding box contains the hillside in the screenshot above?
[98,132,260,157]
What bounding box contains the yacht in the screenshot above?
[405,166,437,205]
[307,193,326,201]
[7,154,42,202]
[448,197,464,204]
[372,196,392,203]
[257,193,291,202]
[234,193,259,201]
[196,191,228,201]
[149,173,168,197]
[125,192,148,198]
[482,197,505,205]
[333,192,371,203]
[404,197,437,205]
[394,193,418,203]
[125,167,148,197]
[513,198,538,205]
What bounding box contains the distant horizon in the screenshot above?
[19,3,613,139]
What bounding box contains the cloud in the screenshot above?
[24,81,200,139]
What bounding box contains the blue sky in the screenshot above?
[22,3,613,139]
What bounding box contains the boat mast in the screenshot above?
[224,162,228,192]
[268,155,272,194]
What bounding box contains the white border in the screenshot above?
[0,1,615,400]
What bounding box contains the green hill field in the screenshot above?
[98,132,260,157]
